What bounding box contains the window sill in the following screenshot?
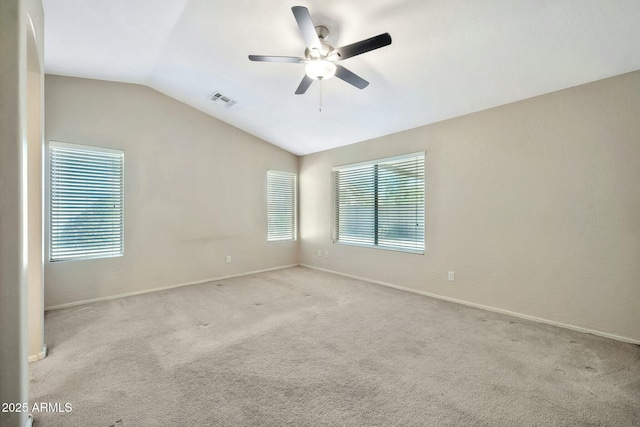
[333,240,424,255]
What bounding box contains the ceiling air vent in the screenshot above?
[208,91,237,108]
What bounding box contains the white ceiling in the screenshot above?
[43,0,640,155]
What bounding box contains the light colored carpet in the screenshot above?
[30,266,640,426]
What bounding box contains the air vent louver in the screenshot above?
[208,91,237,108]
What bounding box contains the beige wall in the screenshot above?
[299,71,640,343]
[44,72,640,342]
[44,75,298,308]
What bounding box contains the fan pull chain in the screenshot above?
[319,79,323,112]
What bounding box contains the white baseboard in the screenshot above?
[28,344,47,363]
[301,264,640,345]
[45,264,299,311]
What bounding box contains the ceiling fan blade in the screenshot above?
[336,33,392,60]
[335,65,369,89]
[248,55,304,63]
[292,6,322,50]
[295,75,314,95]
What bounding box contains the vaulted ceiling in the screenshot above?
[43,0,640,155]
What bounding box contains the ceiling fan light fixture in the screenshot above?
[305,60,336,80]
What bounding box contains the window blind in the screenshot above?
[267,170,297,241]
[49,142,124,261]
[334,153,425,253]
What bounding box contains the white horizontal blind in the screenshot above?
[334,163,376,246]
[334,153,425,253]
[267,170,297,241]
[49,142,124,261]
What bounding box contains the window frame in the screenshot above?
[48,141,125,262]
[267,169,297,242]
[332,152,425,254]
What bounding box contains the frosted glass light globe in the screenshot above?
[305,60,337,80]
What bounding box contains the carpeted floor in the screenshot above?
[30,266,640,426]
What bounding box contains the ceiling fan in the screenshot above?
[249,6,392,95]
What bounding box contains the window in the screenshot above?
[267,170,297,241]
[333,152,425,253]
[49,142,124,261]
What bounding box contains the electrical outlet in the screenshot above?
[227,256,232,263]
[317,250,322,257]
[448,271,455,282]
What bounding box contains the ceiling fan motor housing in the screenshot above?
[315,25,330,40]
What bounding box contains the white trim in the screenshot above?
[267,169,296,177]
[300,264,640,345]
[45,264,299,311]
[49,140,124,155]
[334,240,425,255]
[28,344,47,363]
[332,151,425,171]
